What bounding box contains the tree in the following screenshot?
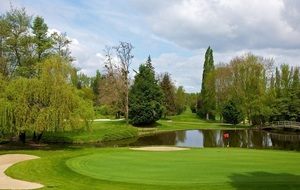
[199,46,215,120]
[186,93,198,113]
[174,86,186,115]
[271,65,300,121]
[129,58,163,125]
[0,15,10,79]
[50,31,74,62]
[4,5,33,78]
[214,63,232,121]
[32,16,52,62]
[221,100,242,125]
[92,69,101,106]
[160,72,176,117]
[103,42,134,124]
[3,56,94,142]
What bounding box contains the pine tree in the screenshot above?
[32,16,52,62]
[221,100,242,125]
[129,58,163,125]
[160,72,176,117]
[199,46,216,120]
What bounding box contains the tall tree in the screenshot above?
[160,72,176,117]
[199,46,215,120]
[4,56,94,142]
[51,31,74,62]
[174,86,186,115]
[92,69,101,106]
[129,58,163,125]
[0,15,10,79]
[5,5,33,78]
[32,16,52,62]
[214,63,232,121]
[103,42,134,124]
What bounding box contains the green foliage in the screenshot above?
[98,104,115,116]
[0,56,94,140]
[129,59,163,125]
[160,72,176,117]
[174,86,186,115]
[271,65,300,121]
[91,70,101,105]
[0,6,74,80]
[200,46,216,120]
[221,100,243,125]
[32,16,52,61]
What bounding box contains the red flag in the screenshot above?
[223,133,229,138]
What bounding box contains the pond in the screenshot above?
[98,129,300,151]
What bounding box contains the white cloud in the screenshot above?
[131,0,300,51]
[152,52,204,93]
[2,0,299,93]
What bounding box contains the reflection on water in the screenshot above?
[125,129,300,151]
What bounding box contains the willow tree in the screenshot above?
[0,75,14,139]
[5,56,94,142]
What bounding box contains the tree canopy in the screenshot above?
[129,58,163,125]
[199,46,215,120]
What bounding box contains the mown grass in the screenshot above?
[42,120,138,143]
[156,109,250,132]
[3,147,300,190]
[41,109,250,143]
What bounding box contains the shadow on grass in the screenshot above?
[229,171,300,190]
[0,140,82,151]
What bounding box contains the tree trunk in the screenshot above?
[206,112,209,120]
[33,131,37,141]
[37,132,43,141]
[125,74,129,125]
[19,132,26,143]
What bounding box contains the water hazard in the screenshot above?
[101,129,300,151]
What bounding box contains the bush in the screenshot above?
[98,105,115,116]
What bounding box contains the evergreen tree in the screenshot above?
[199,46,215,120]
[32,16,52,62]
[160,72,176,117]
[221,100,242,125]
[129,58,163,125]
[92,70,101,106]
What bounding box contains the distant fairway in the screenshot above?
[65,148,300,189]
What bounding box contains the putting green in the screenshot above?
[66,148,300,186]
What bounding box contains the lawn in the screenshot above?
[3,147,300,190]
[156,109,250,132]
[41,109,246,144]
[42,120,138,143]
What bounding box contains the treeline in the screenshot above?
[0,6,94,142]
[197,48,300,125]
[0,6,188,142]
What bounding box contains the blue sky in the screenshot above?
[1,0,300,93]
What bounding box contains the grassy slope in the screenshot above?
[3,148,300,190]
[42,120,138,143]
[42,109,243,143]
[156,108,250,132]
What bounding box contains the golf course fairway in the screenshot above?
[66,147,300,189]
[4,147,300,190]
